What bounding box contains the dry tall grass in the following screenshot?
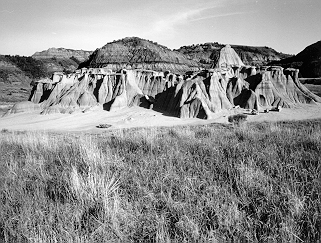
[0,120,320,242]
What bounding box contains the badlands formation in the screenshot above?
[32,48,92,62]
[82,37,200,73]
[176,42,291,67]
[1,39,321,131]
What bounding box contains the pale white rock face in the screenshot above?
[18,64,321,120]
[216,45,245,68]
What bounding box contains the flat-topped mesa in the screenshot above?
[32,48,92,62]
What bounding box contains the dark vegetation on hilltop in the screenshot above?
[0,55,83,103]
[83,37,200,72]
[110,37,171,51]
[1,120,320,242]
[39,56,81,74]
[0,55,83,82]
[1,55,48,80]
[270,40,321,78]
[176,42,292,67]
[1,38,320,105]
[80,37,291,71]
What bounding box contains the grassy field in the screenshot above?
[0,120,320,242]
[304,83,321,97]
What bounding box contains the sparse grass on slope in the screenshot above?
[0,120,320,242]
[304,83,321,97]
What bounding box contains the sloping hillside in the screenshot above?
[176,42,291,68]
[0,55,47,104]
[83,37,201,73]
[32,47,92,62]
[32,48,92,74]
[0,49,93,104]
[270,40,321,78]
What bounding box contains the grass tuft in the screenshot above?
[228,113,248,125]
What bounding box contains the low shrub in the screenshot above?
[228,113,247,124]
[96,124,112,128]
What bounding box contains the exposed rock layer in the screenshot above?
[176,42,291,67]
[6,44,320,119]
[216,45,245,68]
[32,48,92,62]
[83,37,201,73]
[25,65,320,119]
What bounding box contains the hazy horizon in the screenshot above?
[1,0,320,56]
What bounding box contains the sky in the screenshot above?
[0,0,320,56]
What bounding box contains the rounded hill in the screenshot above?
[83,37,201,73]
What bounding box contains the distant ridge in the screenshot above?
[270,40,321,78]
[176,42,291,67]
[32,47,92,62]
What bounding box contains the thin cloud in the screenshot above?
[151,9,204,33]
[147,5,221,35]
[0,10,14,14]
[144,0,257,39]
[191,11,257,22]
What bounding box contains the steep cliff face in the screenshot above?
[83,37,201,73]
[32,48,92,62]
[176,42,291,68]
[270,40,321,78]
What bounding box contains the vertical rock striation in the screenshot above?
[6,44,320,118]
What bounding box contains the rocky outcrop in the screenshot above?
[176,42,291,68]
[82,37,201,73]
[270,40,321,78]
[31,48,93,74]
[27,68,181,114]
[32,48,92,62]
[6,44,320,119]
[216,45,245,68]
[23,65,320,119]
[237,66,321,108]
